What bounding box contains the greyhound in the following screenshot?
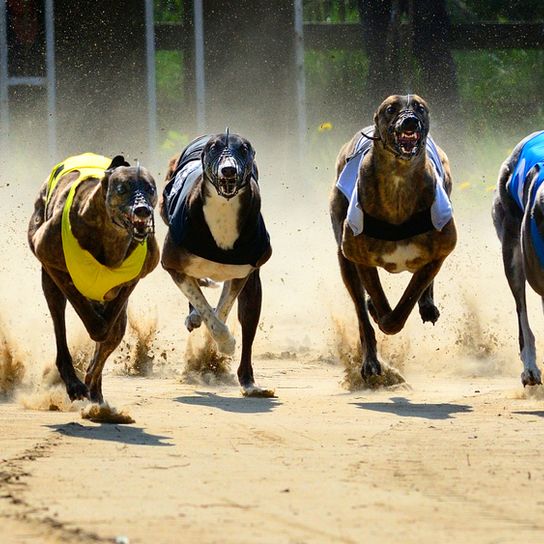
[492,130,544,386]
[330,94,457,380]
[160,131,273,397]
[28,153,159,402]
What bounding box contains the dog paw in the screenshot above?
[362,358,382,379]
[184,310,202,332]
[419,303,440,325]
[66,380,89,401]
[366,297,379,324]
[521,368,542,387]
[241,384,276,398]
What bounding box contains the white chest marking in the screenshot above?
[184,255,252,282]
[383,244,422,273]
[202,184,241,250]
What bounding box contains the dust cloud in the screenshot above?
[0,103,538,403]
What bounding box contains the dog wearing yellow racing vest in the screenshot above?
[28,153,159,402]
[330,95,457,380]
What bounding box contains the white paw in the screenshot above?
[241,384,276,398]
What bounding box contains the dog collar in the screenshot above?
[51,154,148,301]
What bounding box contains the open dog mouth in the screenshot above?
[217,173,239,198]
[395,129,422,157]
[119,203,154,243]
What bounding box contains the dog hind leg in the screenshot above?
[172,273,235,355]
[85,304,128,403]
[337,251,382,378]
[237,270,274,397]
[418,281,440,324]
[41,268,89,400]
[502,242,541,386]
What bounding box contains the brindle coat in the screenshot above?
[28,157,159,402]
[330,95,457,378]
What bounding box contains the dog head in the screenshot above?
[102,156,158,243]
[374,94,430,160]
[201,130,256,199]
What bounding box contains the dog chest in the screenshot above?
[202,188,241,250]
[184,254,253,282]
[382,243,423,273]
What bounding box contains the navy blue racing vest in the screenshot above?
[163,136,270,267]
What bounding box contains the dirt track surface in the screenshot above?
[2,361,544,544]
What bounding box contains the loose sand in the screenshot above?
[2,138,544,542]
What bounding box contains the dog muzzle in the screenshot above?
[390,111,426,160]
[116,191,155,243]
[206,149,251,200]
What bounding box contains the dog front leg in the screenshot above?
[43,267,110,341]
[380,259,445,335]
[171,272,235,355]
[337,252,383,378]
[236,270,274,397]
[85,303,128,403]
[41,268,89,400]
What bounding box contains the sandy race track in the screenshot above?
[2,364,544,544]
[2,147,544,543]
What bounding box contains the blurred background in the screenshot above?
[2,0,544,179]
[1,1,544,371]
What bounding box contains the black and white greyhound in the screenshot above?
[493,130,544,387]
[160,131,274,396]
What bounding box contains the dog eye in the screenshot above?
[417,104,426,113]
[386,105,396,114]
[116,184,127,195]
[146,185,155,195]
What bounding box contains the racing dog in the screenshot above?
[161,131,273,397]
[492,131,544,386]
[28,153,159,403]
[330,94,457,379]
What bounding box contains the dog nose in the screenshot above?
[133,205,152,219]
[221,166,237,178]
[399,116,420,132]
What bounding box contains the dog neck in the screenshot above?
[200,178,256,251]
[75,181,139,268]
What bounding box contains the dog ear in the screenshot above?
[107,155,130,172]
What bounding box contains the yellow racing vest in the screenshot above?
[48,153,148,302]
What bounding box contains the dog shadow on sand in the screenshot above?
[45,422,173,446]
[352,396,473,420]
[175,391,281,414]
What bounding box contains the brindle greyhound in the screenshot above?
[161,131,273,397]
[330,94,457,379]
[28,153,159,403]
[493,131,544,387]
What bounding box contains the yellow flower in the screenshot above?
[458,181,471,191]
[318,122,333,132]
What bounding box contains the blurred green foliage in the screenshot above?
[152,0,544,187]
